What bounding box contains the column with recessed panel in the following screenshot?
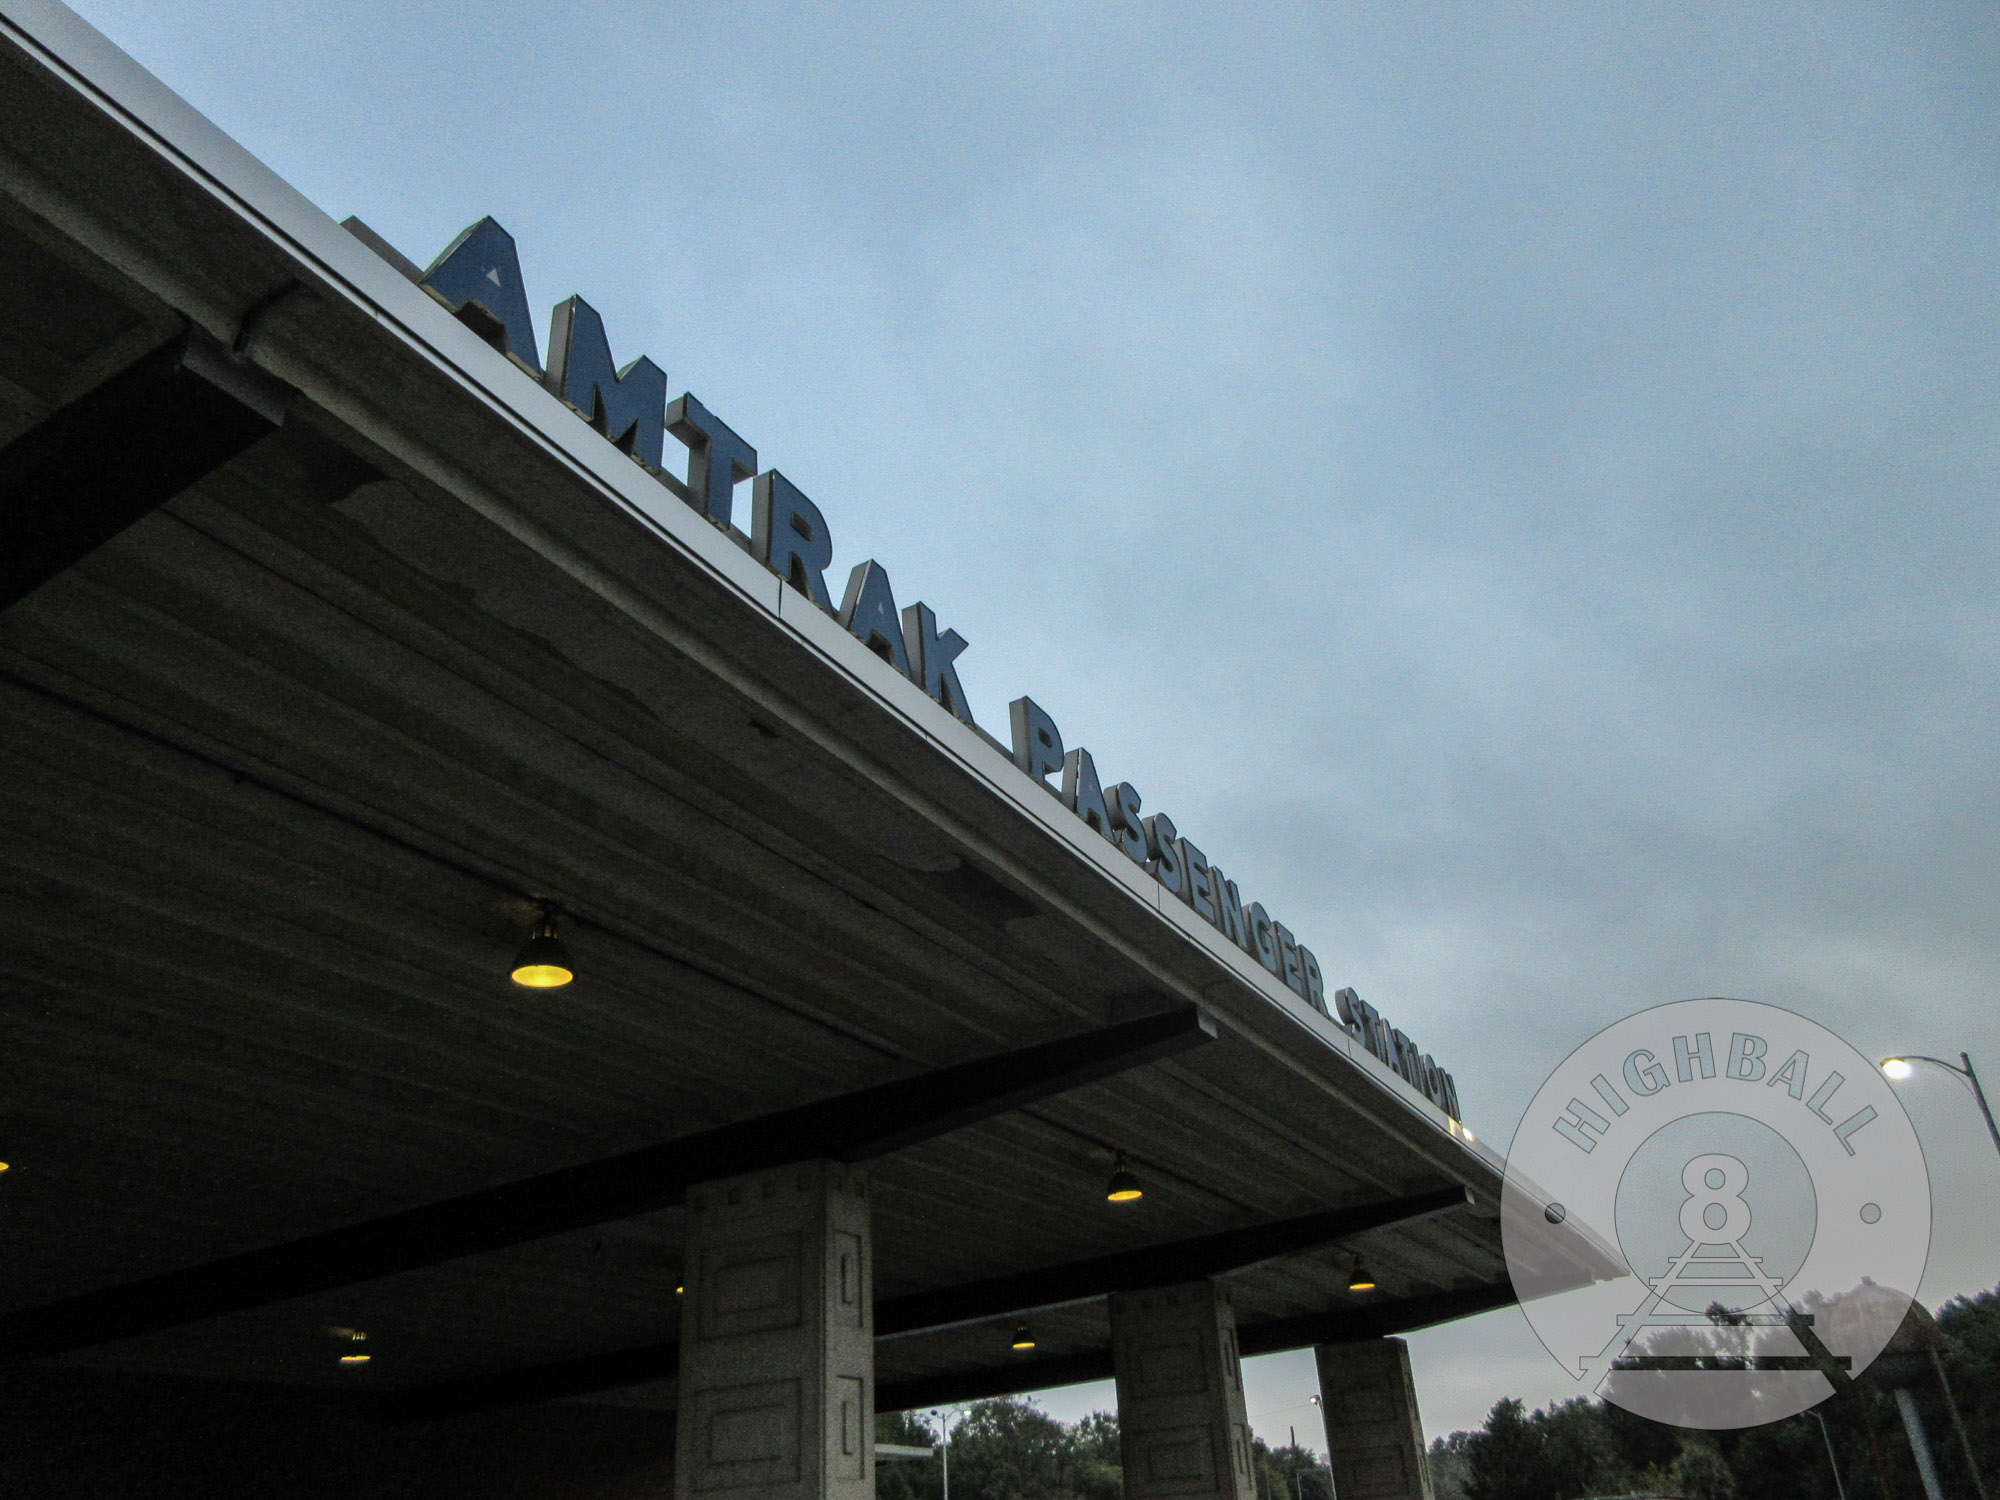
[674,1161,873,1500]
[1314,1337,1434,1500]
[1108,1280,1256,1500]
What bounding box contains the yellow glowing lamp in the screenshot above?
[1348,1263,1377,1293]
[1881,1058,1915,1081]
[510,910,575,989]
[1104,1151,1143,1203]
[1010,1322,1036,1350]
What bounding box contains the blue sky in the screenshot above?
[63,0,2000,1441]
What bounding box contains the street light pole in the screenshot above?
[1880,1052,2000,1161]
[1960,1051,2000,1160]
[1309,1393,1333,1499]
[930,1407,957,1500]
[1805,1407,1849,1500]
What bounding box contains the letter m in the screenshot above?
[545,296,667,472]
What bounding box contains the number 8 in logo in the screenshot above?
[1679,1153,1752,1244]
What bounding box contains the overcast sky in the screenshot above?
[65,0,2000,1442]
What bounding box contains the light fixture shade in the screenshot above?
[1010,1321,1036,1350]
[510,913,574,989]
[1348,1262,1377,1292]
[1105,1151,1143,1202]
[1881,1058,1915,1081]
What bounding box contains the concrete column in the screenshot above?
[1108,1280,1256,1500]
[674,1161,872,1500]
[1314,1337,1433,1500]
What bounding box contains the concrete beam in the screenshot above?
[0,1006,1214,1363]
[876,1184,1472,1337]
[0,326,288,610]
[1236,1279,1519,1357]
[380,1185,1470,1422]
[875,1281,1518,1413]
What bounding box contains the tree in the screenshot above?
[875,1411,941,1500]
[1428,1430,1475,1500]
[1248,1437,1333,1500]
[948,1398,1074,1500]
[1667,1437,1735,1500]
[1065,1411,1123,1500]
[1437,1282,2000,1500]
[897,1398,1124,1500]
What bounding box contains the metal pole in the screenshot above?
[1887,1053,2000,1163]
[1961,1052,2000,1163]
[1929,1345,1991,1500]
[1309,1395,1335,1500]
[1807,1408,1849,1500]
[1894,1388,1947,1500]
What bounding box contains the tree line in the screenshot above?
[873,1283,1996,1500]
[1431,1282,1999,1500]
[874,1401,1338,1500]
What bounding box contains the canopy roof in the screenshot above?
[0,0,1608,1422]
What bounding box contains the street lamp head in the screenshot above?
[1878,1050,2000,1164]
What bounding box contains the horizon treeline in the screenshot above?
[873,1399,1337,1500]
[1432,1282,1998,1500]
[871,1284,1998,1500]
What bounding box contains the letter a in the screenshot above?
[838,561,911,675]
[421,217,542,374]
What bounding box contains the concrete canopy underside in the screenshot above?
[0,0,1592,1430]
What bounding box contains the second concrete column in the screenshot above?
[1108,1280,1256,1500]
[1314,1336,1434,1500]
[674,1161,873,1500]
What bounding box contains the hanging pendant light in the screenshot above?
[1347,1261,1377,1293]
[510,905,575,988]
[1010,1321,1037,1350]
[1104,1151,1144,1203]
